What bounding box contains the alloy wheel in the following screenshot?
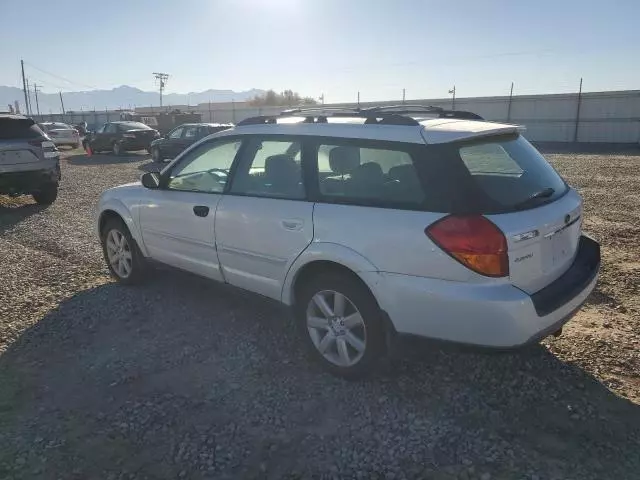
[105,228,133,278]
[306,290,367,367]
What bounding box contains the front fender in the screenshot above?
[96,198,147,257]
[281,242,383,306]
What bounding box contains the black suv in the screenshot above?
[83,121,160,155]
[0,115,61,205]
[149,123,232,162]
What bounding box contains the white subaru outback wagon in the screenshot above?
[96,106,600,378]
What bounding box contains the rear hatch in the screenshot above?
[453,134,582,294]
[0,117,50,165]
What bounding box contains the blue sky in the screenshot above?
[1,0,639,102]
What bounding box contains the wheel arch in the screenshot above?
[282,243,382,307]
[97,200,148,256]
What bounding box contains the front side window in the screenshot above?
[96,124,107,134]
[316,141,425,206]
[169,127,184,139]
[167,139,241,193]
[230,138,304,199]
[105,124,117,134]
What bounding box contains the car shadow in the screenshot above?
[65,151,150,166]
[0,198,47,234]
[0,269,638,478]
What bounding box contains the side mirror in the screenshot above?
[141,172,160,189]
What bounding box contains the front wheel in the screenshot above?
[295,272,386,379]
[32,182,58,205]
[101,218,147,284]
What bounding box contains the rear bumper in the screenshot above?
[119,138,154,151]
[371,235,600,348]
[0,160,60,194]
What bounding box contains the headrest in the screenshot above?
[265,154,298,179]
[329,147,360,175]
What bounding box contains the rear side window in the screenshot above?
[0,118,44,139]
[458,135,567,211]
[316,141,425,206]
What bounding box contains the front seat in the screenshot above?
[264,154,303,198]
[322,146,361,195]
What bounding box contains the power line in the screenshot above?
[23,61,98,90]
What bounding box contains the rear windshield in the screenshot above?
[118,122,151,131]
[457,135,567,212]
[0,118,45,139]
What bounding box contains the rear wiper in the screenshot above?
[512,187,555,210]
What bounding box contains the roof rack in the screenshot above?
[235,105,483,126]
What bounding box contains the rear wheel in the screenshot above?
[295,271,386,379]
[101,218,147,284]
[112,142,122,156]
[32,182,58,205]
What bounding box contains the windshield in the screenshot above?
[118,122,151,131]
[457,135,567,212]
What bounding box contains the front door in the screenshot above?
[164,126,184,159]
[138,137,243,280]
[215,136,313,300]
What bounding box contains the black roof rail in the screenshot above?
[236,105,483,127]
[363,104,483,120]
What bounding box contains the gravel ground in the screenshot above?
[0,145,639,480]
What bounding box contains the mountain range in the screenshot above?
[0,85,265,114]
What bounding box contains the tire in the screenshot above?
[112,142,122,156]
[151,147,161,162]
[32,182,58,205]
[100,218,147,284]
[295,271,386,379]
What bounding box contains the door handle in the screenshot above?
[281,219,303,230]
[193,205,210,217]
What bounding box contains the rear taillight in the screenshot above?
[425,215,509,277]
[29,139,59,158]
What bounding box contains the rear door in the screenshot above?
[455,135,582,293]
[215,136,313,300]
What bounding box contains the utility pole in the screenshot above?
[59,92,66,115]
[33,83,41,117]
[153,72,169,108]
[506,82,514,122]
[402,88,406,105]
[448,86,456,110]
[25,78,32,116]
[21,60,30,116]
[319,93,325,105]
[573,77,583,143]
[357,91,360,108]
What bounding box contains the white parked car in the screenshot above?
[39,122,80,148]
[96,106,600,378]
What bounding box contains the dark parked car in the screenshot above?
[149,123,232,162]
[0,115,61,204]
[83,121,160,155]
